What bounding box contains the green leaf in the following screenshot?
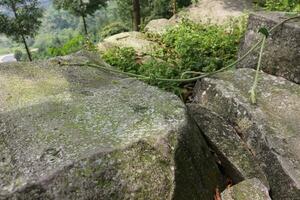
[258,27,270,38]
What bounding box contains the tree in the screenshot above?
[115,0,193,29]
[53,0,107,35]
[0,0,43,61]
[132,0,141,31]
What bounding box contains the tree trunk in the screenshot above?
[82,14,88,35]
[173,0,177,15]
[21,35,32,62]
[132,0,141,31]
[10,1,32,61]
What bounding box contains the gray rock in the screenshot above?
[144,18,175,35]
[0,51,222,199]
[238,12,300,84]
[170,0,253,25]
[191,68,300,200]
[221,178,271,200]
[97,32,158,56]
[187,105,269,188]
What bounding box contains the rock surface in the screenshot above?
[238,12,300,84]
[0,51,222,199]
[97,32,158,55]
[221,178,271,200]
[170,0,253,25]
[144,18,175,35]
[187,105,269,187]
[190,68,300,200]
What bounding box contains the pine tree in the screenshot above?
[53,0,107,35]
[0,0,43,61]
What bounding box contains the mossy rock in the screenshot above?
[221,178,271,200]
[0,51,222,199]
[238,12,300,84]
[190,68,300,200]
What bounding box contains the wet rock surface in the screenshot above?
[0,52,222,199]
[189,68,300,200]
[238,12,300,84]
[221,178,271,200]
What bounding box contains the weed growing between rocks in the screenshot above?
[101,18,247,99]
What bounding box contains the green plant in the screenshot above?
[264,0,300,12]
[14,49,23,61]
[101,18,247,96]
[102,47,140,73]
[100,22,130,39]
[153,18,247,73]
[48,34,85,56]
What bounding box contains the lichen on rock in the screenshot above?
[0,51,222,199]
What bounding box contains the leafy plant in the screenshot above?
[101,47,140,73]
[264,0,300,12]
[48,34,85,56]
[152,18,247,73]
[101,18,247,96]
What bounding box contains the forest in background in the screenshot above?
[1,0,299,60]
[0,0,196,59]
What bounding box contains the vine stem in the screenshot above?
[60,15,300,83]
[249,35,266,104]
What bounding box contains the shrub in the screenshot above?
[264,0,300,11]
[14,49,23,61]
[101,18,247,96]
[154,18,247,73]
[48,35,84,56]
[100,22,130,39]
[101,47,140,73]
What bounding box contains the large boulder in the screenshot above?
[238,12,300,84]
[189,68,300,200]
[0,52,222,199]
[221,178,271,200]
[187,105,269,187]
[144,18,175,35]
[97,32,158,55]
[170,0,253,25]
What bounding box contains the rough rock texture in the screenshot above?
[190,68,300,200]
[144,18,175,35]
[170,0,253,25]
[238,12,300,84]
[187,105,269,187]
[221,178,271,200]
[0,51,222,199]
[97,32,158,55]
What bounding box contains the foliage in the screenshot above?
[115,0,193,28]
[264,0,300,11]
[14,49,23,61]
[47,34,85,57]
[53,0,107,18]
[101,18,246,95]
[53,0,108,34]
[102,47,140,73]
[0,0,43,60]
[100,22,130,39]
[153,18,246,73]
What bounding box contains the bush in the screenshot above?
[264,0,300,11]
[100,22,130,39]
[14,49,23,61]
[154,18,246,73]
[48,35,85,57]
[101,18,247,96]
[102,47,140,73]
